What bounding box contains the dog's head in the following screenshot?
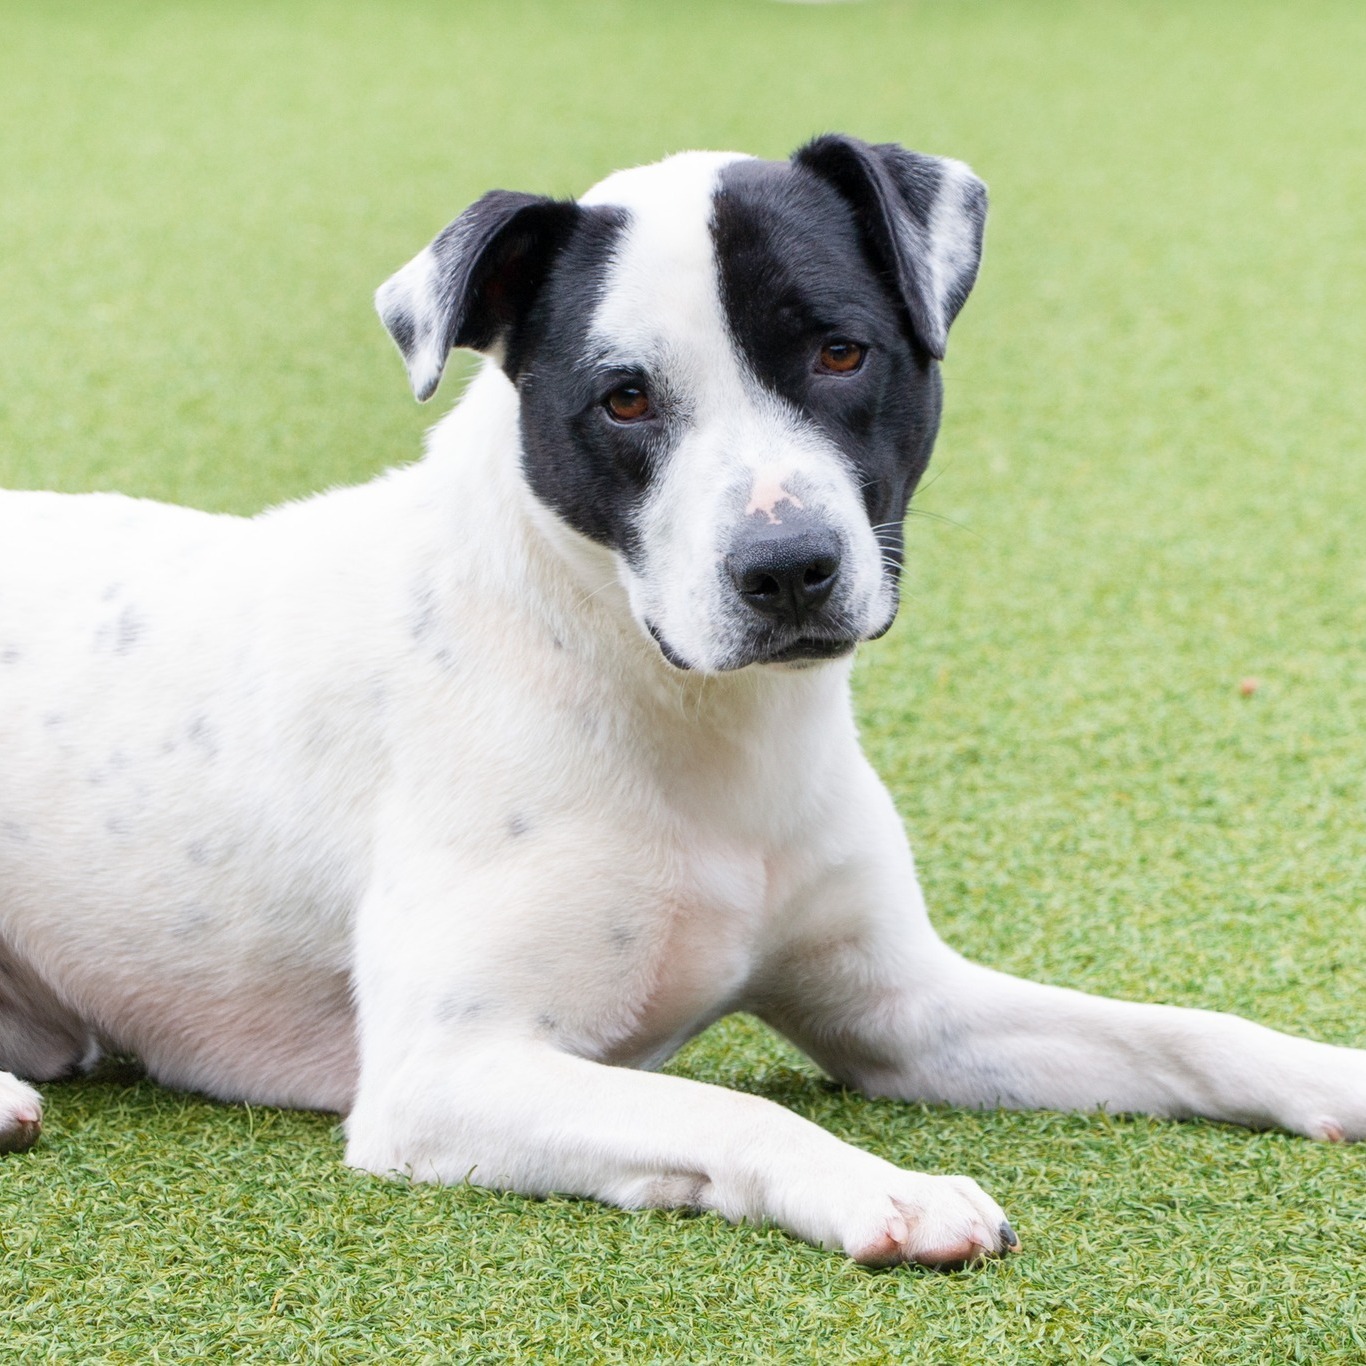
[377,136,986,673]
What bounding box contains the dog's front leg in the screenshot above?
[761,763,1366,1141]
[344,985,1016,1265]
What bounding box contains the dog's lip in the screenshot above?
[646,620,694,671]
[756,636,857,665]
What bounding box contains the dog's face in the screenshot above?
[377,137,986,672]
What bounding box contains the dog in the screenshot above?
[3,135,1364,1269]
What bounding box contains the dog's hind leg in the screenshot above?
[0,940,100,1152]
[0,1071,43,1153]
[757,764,1366,1142]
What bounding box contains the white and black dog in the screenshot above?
[2,137,1364,1268]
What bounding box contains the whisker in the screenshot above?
[913,456,956,499]
[905,507,983,541]
[579,578,620,606]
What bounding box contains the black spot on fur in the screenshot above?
[408,579,438,643]
[187,715,218,759]
[435,994,493,1025]
[607,923,637,951]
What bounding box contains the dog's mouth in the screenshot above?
[646,621,858,673]
[755,636,857,666]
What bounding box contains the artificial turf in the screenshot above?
[2,0,1365,1360]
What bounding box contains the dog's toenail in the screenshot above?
[999,1220,1020,1251]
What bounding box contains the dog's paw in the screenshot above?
[838,1170,1019,1269]
[0,1072,43,1154]
[1255,1036,1366,1143]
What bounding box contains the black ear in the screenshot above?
[376,191,581,400]
[792,135,987,360]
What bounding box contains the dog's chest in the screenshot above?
[508,755,825,1071]
[594,836,772,1068]
[457,648,850,1070]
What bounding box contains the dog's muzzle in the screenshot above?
[715,517,860,668]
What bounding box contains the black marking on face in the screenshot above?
[711,157,943,544]
[513,207,673,562]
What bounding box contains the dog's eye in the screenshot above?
[604,386,652,422]
[817,341,865,374]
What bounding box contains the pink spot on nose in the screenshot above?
[745,469,805,525]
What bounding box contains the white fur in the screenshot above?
[2,153,1364,1268]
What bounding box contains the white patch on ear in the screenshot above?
[921,158,984,344]
[375,246,448,402]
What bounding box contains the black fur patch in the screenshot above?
[511,207,670,561]
[711,156,944,560]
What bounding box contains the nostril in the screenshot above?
[741,571,782,600]
[803,557,839,589]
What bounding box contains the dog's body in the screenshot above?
[3,139,1364,1267]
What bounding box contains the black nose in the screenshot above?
[726,529,842,626]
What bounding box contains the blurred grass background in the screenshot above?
[2,0,1365,1360]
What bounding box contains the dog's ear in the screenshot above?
[792,135,987,360]
[376,191,581,401]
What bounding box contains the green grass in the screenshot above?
[3,0,1366,1360]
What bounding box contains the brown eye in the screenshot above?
[818,341,865,374]
[604,386,652,421]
